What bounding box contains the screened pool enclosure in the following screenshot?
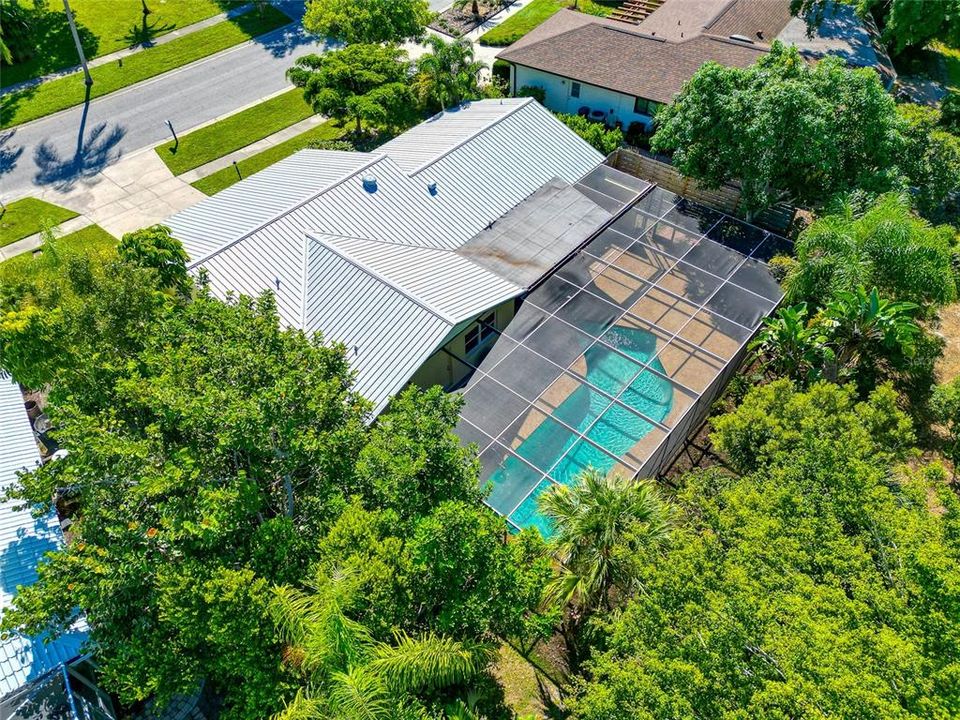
[453,185,788,534]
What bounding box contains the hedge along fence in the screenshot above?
[607,147,796,235]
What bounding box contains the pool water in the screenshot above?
[491,325,673,536]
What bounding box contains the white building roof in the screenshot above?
[166,98,604,416]
[0,378,86,700]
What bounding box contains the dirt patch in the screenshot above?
[934,303,960,384]
[431,0,514,36]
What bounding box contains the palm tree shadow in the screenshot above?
[0,130,25,178]
[123,16,176,48]
[33,93,126,191]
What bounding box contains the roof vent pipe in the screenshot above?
[362,175,378,192]
[427,181,438,195]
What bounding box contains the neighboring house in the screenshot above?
[0,376,115,720]
[166,98,613,416]
[496,0,895,132]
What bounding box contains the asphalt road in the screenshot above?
[0,4,327,199]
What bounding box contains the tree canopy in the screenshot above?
[288,44,414,134]
[302,0,432,45]
[568,381,960,719]
[783,193,958,308]
[650,43,902,217]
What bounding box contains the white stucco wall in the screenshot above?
[511,65,655,130]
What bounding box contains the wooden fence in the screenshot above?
[607,147,797,235]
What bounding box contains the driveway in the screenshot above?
[0,2,326,202]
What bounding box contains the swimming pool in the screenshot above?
[488,324,673,536]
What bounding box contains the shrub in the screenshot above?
[555,112,624,155]
[941,90,960,135]
[492,58,510,83]
[306,138,355,151]
[516,84,545,104]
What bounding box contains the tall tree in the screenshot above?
[302,0,432,45]
[784,193,958,308]
[288,44,414,134]
[569,382,960,719]
[897,103,960,222]
[414,36,485,112]
[538,470,671,667]
[650,43,902,217]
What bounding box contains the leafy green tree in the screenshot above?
[651,43,902,217]
[269,571,497,720]
[1,291,369,718]
[0,0,36,64]
[784,193,957,308]
[302,0,432,44]
[415,36,485,112]
[897,103,960,221]
[556,113,624,154]
[941,90,960,134]
[569,381,960,719]
[538,470,671,668]
[749,302,826,382]
[117,224,191,295]
[288,44,414,134]
[931,375,960,466]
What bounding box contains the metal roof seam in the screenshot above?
[305,233,459,326]
[187,153,387,270]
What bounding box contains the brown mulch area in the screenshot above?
[430,0,514,36]
[934,302,960,384]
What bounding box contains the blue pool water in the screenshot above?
[492,325,674,536]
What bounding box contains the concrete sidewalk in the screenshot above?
[1,4,255,95]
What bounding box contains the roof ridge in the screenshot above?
[406,97,536,177]
[188,153,384,269]
[304,232,459,325]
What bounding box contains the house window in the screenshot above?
[465,312,496,354]
[633,97,661,116]
[571,82,581,98]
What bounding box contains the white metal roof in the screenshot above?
[0,378,86,699]
[168,150,379,260]
[324,236,522,323]
[166,99,604,415]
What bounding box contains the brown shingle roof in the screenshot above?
[706,0,793,43]
[497,13,769,105]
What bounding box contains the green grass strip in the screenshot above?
[0,225,116,283]
[0,198,79,247]
[191,119,347,195]
[156,89,315,175]
[1,6,292,129]
[479,0,566,47]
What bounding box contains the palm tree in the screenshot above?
[415,36,486,112]
[269,574,496,720]
[538,469,671,668]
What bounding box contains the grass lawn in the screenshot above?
[491,642,564,718]
[479,0,567,46]
[192,119,348,195]
[0,226,116,289]
[2,0,245,88]
[578,0,619,17]
[932,43,960,90]
[156,89,315,175]
[0,198,78,247]
[1,6,291,129]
